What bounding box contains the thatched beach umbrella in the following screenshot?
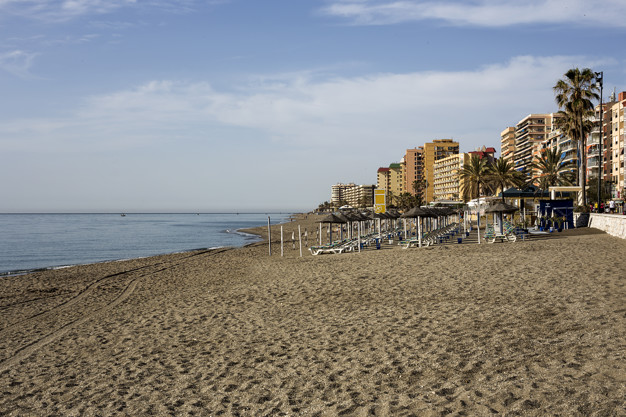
[316,213,346,244]
[485,202,518,234]
[401,207,431,246]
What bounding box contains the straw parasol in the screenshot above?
[485,202,518,234]
[316,213,346,243]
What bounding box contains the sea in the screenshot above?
[0,213,291,276]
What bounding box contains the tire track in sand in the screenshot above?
[0,248,228,374]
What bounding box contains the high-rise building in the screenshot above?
[330,183,374,207]
[404,147,424,197]
[513,113,560,179]
[500,127,516,163]
[377,167,390,195]
[331,183,356,205]
[388,162,405,196]
[377,162,405,205]
[603,91,625,197]
[344,184,375,208]
[433,153,468,202]
[423,139,460,203]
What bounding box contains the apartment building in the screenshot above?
[423,139,460,203]
[514,113,560,179]
[377,168,391,195]
[540,128,577,179]
[604,91,626,197]
[377,162,405,204]
[404,147,424,196]
[331,183,356,205]
[330,183,374,207]
[500,127,516,163]
[344,184,375,208]
[433,153,468,202]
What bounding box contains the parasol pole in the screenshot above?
[358,222,361,253]
[418,216,422,248]
[403,218,407,239]
[477,200,481,244]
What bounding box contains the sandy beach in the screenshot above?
[1,216,625,416]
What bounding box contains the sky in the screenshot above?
[1,0,625,213]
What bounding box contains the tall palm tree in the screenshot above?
[553,68,599,205]
[530,147,577,192]
[487,158,526,202]
[460,154,490,202]
[412,179,426,206]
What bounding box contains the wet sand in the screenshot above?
[1,216,624,416]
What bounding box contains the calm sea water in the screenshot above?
[0,213,290,275]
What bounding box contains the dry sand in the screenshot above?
[1,216,625,416]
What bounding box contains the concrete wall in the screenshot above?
[588,214,626,240]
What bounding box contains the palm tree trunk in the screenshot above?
[579,116,587,206]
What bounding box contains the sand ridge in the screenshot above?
[0,220,625,416]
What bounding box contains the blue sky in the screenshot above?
[1,0,625,212]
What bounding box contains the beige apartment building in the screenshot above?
[330,183,374,207]
[331,183,355,206]
[433,153,468,202]
[423,139,460,203]
[377,162,405,204]
[514,113,560,179]
[500,127,515,163]
[604,91,625,197]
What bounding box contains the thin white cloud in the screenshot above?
[0,55,604,154]
[0,0,219,22]
[321,0,626,28]
[0,50,38,77]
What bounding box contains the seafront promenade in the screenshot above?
[1,215,624,416]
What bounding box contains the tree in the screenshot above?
[394,192,416,211]
[460,154,490,202]
[586,177,612,205]
[530,147,576,193]
[553,68,599,205]
[412,179,426,207]
[487,158,526,202]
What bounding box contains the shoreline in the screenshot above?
[1,216,624,415]
[0,213,297,278]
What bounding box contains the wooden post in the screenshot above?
[298,225,303,257]
[319,223,322,245]
[418,216,422,248]
[357,222,361,252]
[280,225,284,257]
[268,216,272,255]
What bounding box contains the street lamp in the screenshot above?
[595,71,603,209]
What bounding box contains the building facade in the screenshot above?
[423,139,460,203]
[500,127,516,163]
[331,183,356,206]
[433,153,468,202]
[404,147,424,197]
[513,113,560,179]
[330,183,374,207]
[604,91,625,198]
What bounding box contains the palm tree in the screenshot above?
[460,154,490,202]
[530,147,576,193]
[412,179,426,206]
[553,68,599,205]
[487,158,526,202]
